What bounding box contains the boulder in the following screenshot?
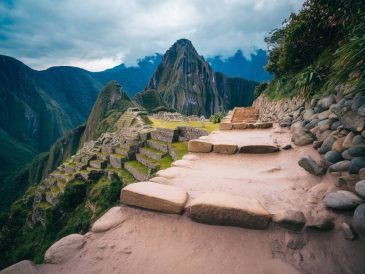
[324,151,343,164]
[340,222,355,240]
[239,145,280,154]
[213,144,238,154]
[44,234,86,264]
[352,204,365,235]
[352,93,365,111]
[355,180,365,199]
[336,174,359,192]
[317,95,335,110]
[323,190,363,210]
[318,136,336,154]
[91,207,126,233]
[317,119,332,131]
[359,168,365,180]
[332,137,346,153]
[281,144,292,150]
[329,160,350,173]
[349,157,365,174]
[352,135,365,145]
[272,210,306,231]
[343,132,355,149]
[189,192,271,229]
[358,105,365,117]
[317,110,331,120]
[292,130,315,146]
[188,140,213,153]
[342,145,365,160]
[298,155,325,176]
[340,110,364,133]
[120,182,188,214]
[303,109,315,121]
[0,260,39,274]
[304,119,319,130]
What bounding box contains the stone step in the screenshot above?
[121,181,189,214]
[89,160,107,169]
[151,128,179,143]
[136,153,160,171]
[119,142,142,153]
[139,146,166,161]
[189,192,271,229]
[124,161,150,181]
[239,145,280,154]
[147,139,169,153]
[96,153,110,161]
[109,154,128,168]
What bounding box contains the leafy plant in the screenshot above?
[209,112,225,124]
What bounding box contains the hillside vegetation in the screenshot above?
[259,0,365,100]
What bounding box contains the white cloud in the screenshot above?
[0,0,303,71]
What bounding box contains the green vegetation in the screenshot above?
[170,142,188,160]
[159,155,173,170]
[264,0,365,99]
[0,174,124,269]
[126,160,149,174]
[149,117,219,133]
[209,112,225,124]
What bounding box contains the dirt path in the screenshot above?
[36,125,365,274]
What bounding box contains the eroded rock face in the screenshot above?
[189,192,271,229]
[323,191,363,210]
[91,207,126,233]
[121,182,188,214]
[44,234,86,264]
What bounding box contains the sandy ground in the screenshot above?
[36,125,365,274]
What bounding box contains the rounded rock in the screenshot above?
[324,150,343,164]
[352,204,365,235]
[355,180,365,199]
[323,190,363,210]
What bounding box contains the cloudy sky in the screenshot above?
[0,0,303,71]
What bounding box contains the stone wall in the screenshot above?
[177,126,208,141]
[253,94,305,125]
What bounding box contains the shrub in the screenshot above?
[209,112,225,124]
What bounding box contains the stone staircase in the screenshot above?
[219,107,273,130]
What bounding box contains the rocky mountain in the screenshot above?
[139,39,257,116]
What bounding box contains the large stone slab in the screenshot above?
[121,182,188,214]
[188,140,213,153]
[239,145,279,154]
[189,192,271,229]
[213,144,238,154]
[91,207,126,233]
[219,122,232,130]
[44,234,86,264]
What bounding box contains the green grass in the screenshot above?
[159,155,173,170]
[107,167,136,185]
[149,117,219,133]
[38,201,52,209]
[51,186,61,196]
[143,146,165,156]
[170,142,188,160]
[126,160,149,174]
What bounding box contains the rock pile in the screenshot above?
[256,89,365,236]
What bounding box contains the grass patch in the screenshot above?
[143,146,165,156]
[149,117,219,133]
[159,155,173,170]
[50,186,60,196]
[170,142,188,160]
[107,167,136,185]
[126,160,149,174]
[38,201,52,209]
